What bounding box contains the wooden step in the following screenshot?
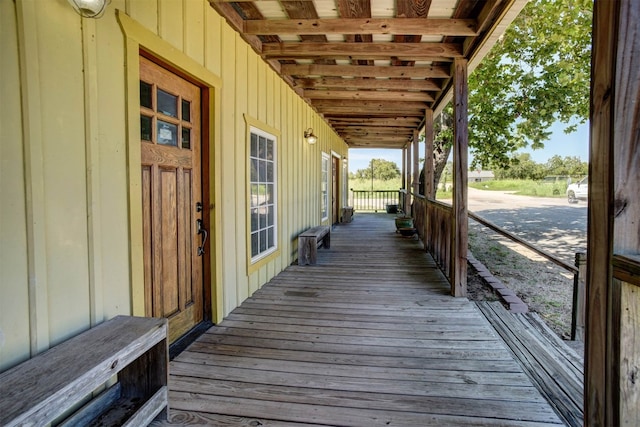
[476,301,584,427]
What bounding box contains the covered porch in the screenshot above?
[155,213,564,426]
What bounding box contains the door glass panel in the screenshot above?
[141,115,152,141]
[157,120,178,146]
[157,89,177,117]
[140,81,152,109]
[182,127,191,149]
[182,99,191,122]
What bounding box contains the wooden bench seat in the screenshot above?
[298,225,331,265]
[0,315,168,427]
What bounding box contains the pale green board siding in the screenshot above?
[0,0,347,372]
[0,0,30,370]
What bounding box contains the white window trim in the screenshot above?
[321,152,330,222]
[249,126,278,264]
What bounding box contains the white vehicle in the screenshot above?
[567,176,588,203]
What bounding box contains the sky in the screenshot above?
[347,121,589,173]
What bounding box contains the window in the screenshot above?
[321,152,330,221]
[249,128,277,262]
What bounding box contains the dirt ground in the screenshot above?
[466,222,576,339]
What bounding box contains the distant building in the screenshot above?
[468,170,495,182]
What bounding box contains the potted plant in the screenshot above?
[395,216,413,230]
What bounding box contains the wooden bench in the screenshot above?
[298,225,331,265]
[0,315,168,427]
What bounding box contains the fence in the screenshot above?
[350,189,401,212]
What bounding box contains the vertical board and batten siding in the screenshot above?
[0,0,347,372]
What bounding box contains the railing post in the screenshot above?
[571,252,587,341]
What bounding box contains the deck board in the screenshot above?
[156,213,564,426]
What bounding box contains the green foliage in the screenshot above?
[491,152,587,180]
[352,158,400,181]
[469,179,566,198]
[468,0,592,169]
[349,177,402,191]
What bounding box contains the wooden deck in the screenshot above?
[156,213,565,426]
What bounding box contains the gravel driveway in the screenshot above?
[467,187,587,266]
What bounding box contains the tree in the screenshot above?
[493,153,546,180]
[355,158,400,181]
[423,0,591,191]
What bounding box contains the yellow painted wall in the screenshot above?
[0,0,347,372]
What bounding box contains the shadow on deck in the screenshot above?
[155,213,565,426]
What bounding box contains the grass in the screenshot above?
[349,177,453,200]
[469,179,567,198]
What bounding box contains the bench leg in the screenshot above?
[322,232,330,249]
[299,236,317,265]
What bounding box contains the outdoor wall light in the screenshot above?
[68,0,110,18]
[304,128,317,144]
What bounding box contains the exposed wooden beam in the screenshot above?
[304,90,434,102]
[320,108,425,115]
[294,77,440,91]
[281,64,450,78]
[333,126,416,133]
[314,99,427,109]
[327,117,421,126]
[262,42,464,59]
[244,18,477,36]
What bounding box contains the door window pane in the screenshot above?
[157,89,177,117]
[182,127,191,149]
[140,81,152,109]
[157,120,178,146]
[141,115,152,141]
[182,99,191,122]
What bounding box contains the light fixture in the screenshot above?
[67,0,110,18]
[304,128,317,144]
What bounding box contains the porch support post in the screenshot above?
[412,129,420,198]
[424,108,434,254]
[406,140,412,214]
[587,1,640,425]
[401,145,406,190]
[451,58,468,297]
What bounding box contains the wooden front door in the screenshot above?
[139,56,204,343]
[332,156,339,224]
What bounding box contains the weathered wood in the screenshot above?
[244,18,477,36]
[451,57,468,297]
[0,316,168,427]
[281,63,451,78]
[571,252,587,341]
[477,302,584,427]
[298,225,330,265]
[295,77,440,91]
[161,214,563,425]
[262,42,464,59]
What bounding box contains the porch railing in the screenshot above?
[350,189,401,212]
[410,190,587,341]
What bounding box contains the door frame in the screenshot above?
[117,11,223,324]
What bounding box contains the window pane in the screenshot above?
[157,120,178,146]
[266,184,274,203]
[258,160,266,182]
[251,159,259,182]
[250,184,259,207]
[181,127,191,149]
[251,134,258,157]
[259,230,267,252]
[259,210,266,229]
[267,162,274,182]
[140,81,152,109]
[251,210,259,232]
[267,226,274,248]
[251,233,259,257]
[140,115,152,141]
[157,89,177,117]
[267,206,274,227]
[266,139,274,160]
[259,136,266,158]
[182,99,191,122]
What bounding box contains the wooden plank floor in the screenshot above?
[157,213,564,426]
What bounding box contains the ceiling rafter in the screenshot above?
[244,18,478,36]
[261,42,464,59]
[294,77,440,91]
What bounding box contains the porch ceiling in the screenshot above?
[209,0,526,149]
